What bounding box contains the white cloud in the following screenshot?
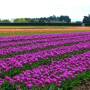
[0,0,90,21]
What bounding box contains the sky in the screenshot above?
[0,0,90,21]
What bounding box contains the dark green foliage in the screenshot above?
[83,15,90,24]
[0,81,16,90]
[60,71,90,90]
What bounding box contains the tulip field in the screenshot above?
[0,32,90,90]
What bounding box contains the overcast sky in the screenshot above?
[0,0,90,21]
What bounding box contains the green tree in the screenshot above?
[13,18,29,23]
[83,15,90,24]
[59,16,71,23]
[1,19,11,23]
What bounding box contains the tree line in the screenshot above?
[0,15,90,24]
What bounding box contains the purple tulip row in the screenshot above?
[1,34,90,49]
[0,33,77,42]
[0,37,62,49]
[0,33,90,88]
[0,33,90,56]
[1,34,88,49]
[0,32,90,43]
[3,51,90,89]
[0,41,90,72]
[1,34,90,56]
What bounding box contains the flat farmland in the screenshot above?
[0,27,90,90]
